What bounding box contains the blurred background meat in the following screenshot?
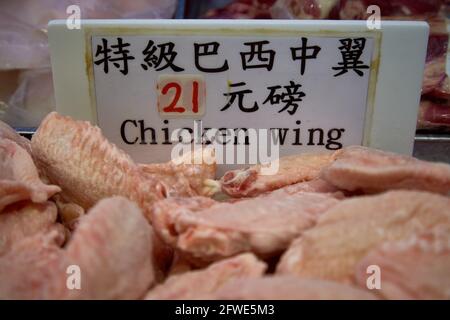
[419,99,450,129]
[201,0,276,19]
[196,0,450,132]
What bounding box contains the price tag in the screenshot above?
[157,74,205,118]
[48,20,429,172]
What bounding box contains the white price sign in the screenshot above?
[48,20,428,171]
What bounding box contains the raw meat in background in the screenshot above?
[270,0,445,20]
[203,0,446,20]
[418,99,450,129]
[270,0,339,19]
[269,0,450,131]
[0,0,177,127]
[202,0,450,131]
[202,0,277,19]
[420,18,448,96]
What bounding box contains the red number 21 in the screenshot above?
[161,81,199,114]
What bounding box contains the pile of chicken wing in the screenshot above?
[1,112,449,300]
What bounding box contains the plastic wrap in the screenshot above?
[0,0,177,127]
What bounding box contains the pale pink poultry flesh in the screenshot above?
[31,112,216,221]
[0,226,65,299]
[1,110,449,300]
[0,197,156,300]
[0,119,31,153]
[0,201,58,256]
[0,138,60,211]
[355,226,450,300]
[45,197,155,299]
[219,152,335,197]
[277,191,450,282]
[151,189,340,265]
[145,253,266,300]
[321,145,450,195]
[211,276,377,300]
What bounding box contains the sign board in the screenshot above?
[48,20,428,173]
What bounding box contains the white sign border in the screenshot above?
[48,19,429,155]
